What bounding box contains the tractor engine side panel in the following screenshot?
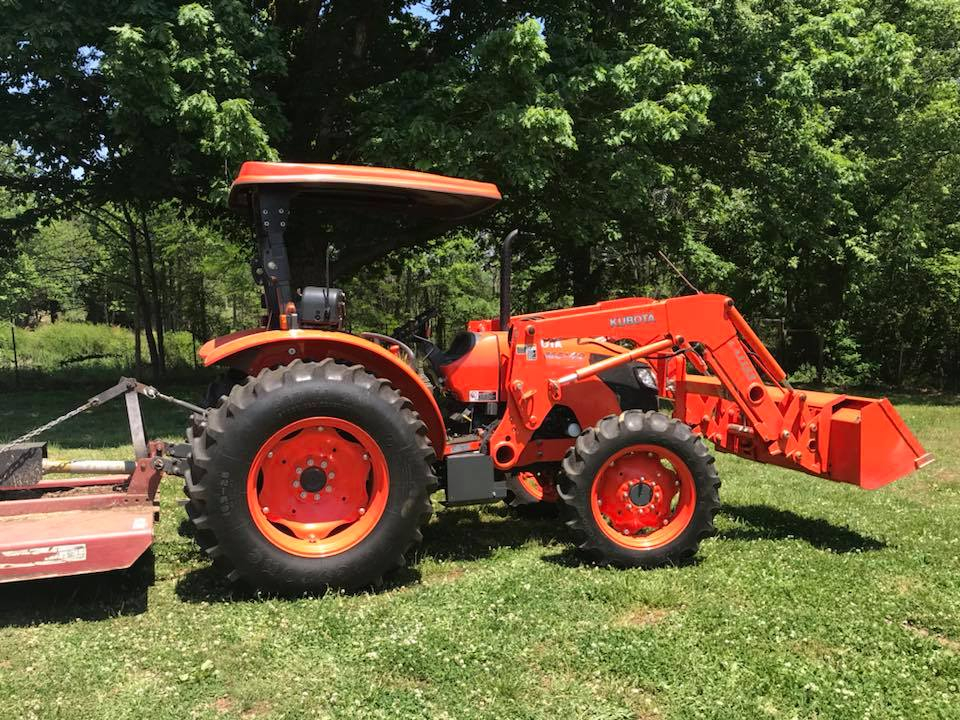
[438,332,507,403]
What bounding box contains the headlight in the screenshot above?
[633,365,658,391]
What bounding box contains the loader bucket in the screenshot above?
[678,378,932,489]
[822,395,933,489]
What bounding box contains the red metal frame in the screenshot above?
[0,443,164,583]
[198,329,448,456]
[229,162,502,214]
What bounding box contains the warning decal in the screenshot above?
[0,543,87,570]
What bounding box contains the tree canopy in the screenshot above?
[1,0,958,386]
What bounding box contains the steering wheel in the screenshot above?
[392,307,439,347]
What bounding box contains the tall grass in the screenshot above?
[0,322,203,389]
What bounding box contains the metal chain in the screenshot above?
[0,379,206,458]
[0,399,97,457]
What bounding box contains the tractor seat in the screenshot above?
[425,331,477,374]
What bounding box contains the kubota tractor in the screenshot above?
[174,162,932,593]
[0,162,932,592]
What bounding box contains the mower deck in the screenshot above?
[0,378,200,585]
[0,504,154,583]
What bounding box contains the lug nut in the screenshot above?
[325,486,333,493]
[267,451,273,458]
[358,507,366,516]
[307,458,314,466]
[320,460,328,469]
[293,480,300,488]
[314,493,320,500]
[296,467,303,475]
[299,491,306,499]
[328,472,335,479]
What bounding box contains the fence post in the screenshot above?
[10,323,19,387]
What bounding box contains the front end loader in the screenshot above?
[0,162,933,592]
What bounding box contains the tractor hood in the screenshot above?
[228,162,502,220]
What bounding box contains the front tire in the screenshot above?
[559,411,720,568]
[184,359,436,593]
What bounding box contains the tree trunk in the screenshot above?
[138,208,165,375]
[133,297,143,378]
[123,206,161,382]
[569,243,598,306]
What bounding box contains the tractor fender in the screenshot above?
[198,329,446,456]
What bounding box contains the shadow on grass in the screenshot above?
[719,503,886,553]
[0,551,154,628]
[173,506,567,603]
[173,556,425,604]
[171,501,885,603]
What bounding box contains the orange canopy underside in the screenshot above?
[229,161,502,218]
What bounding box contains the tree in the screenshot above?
[0,0,282,377]
[354,1,960,385]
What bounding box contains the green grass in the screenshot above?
[0,386,958,720]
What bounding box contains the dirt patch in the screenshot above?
[427,567,465,584]
[385,674,430,691]
[903,620,960,652]
[624,691,662,720]
[791,638,841,660]
[241,701,273,719]
[615,606,673,628]
[891,576,918,595]
[213,697,234,714]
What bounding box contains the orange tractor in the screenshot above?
[0,162,932,592]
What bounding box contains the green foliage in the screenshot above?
[0,322,197,373]
[344,234,499,345]
[1,0,959,387]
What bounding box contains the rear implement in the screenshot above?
[0,379,198,584]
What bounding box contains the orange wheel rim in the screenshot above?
[517,471,545,501]
[517,470,558,503]
[246,417,389,557]
[590,444,696,550]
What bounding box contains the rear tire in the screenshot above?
[559,411,720,568]
[183,359,436,593]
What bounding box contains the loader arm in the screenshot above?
[487,294,931,489]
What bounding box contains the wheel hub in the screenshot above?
[629,482,653,506]
[595,450,679,536]
[299,466,327,493]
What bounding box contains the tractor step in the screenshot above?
[0,505,154,584]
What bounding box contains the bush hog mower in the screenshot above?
[0,162,933,592]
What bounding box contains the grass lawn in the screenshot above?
[0,385,958,719]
